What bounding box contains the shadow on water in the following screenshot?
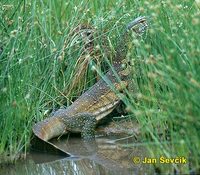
[0,134,157,175]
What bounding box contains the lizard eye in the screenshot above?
[121,60,131,70]
[121,63,127,70]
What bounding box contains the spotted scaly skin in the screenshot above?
[33,16,148,141]
[63,113,97,140]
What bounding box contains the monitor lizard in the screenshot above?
[33,16,148,141]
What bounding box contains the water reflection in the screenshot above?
[1,135,156,175]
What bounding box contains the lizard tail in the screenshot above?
[32,117,66,141]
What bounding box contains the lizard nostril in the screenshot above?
[127,60,131,66]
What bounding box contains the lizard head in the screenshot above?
[126,16,148,35]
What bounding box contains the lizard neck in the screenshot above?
[113,32,129,65]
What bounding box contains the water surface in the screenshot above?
[1,134,156,175]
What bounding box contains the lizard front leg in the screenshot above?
[81,115,97,140]
[62,112,97,140]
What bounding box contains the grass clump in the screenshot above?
[0,0,199,173]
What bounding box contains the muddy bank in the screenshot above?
[0,119,139,163]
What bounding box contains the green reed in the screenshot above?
[0,0,199,172]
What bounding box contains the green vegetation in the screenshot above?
[0,0,199,173]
